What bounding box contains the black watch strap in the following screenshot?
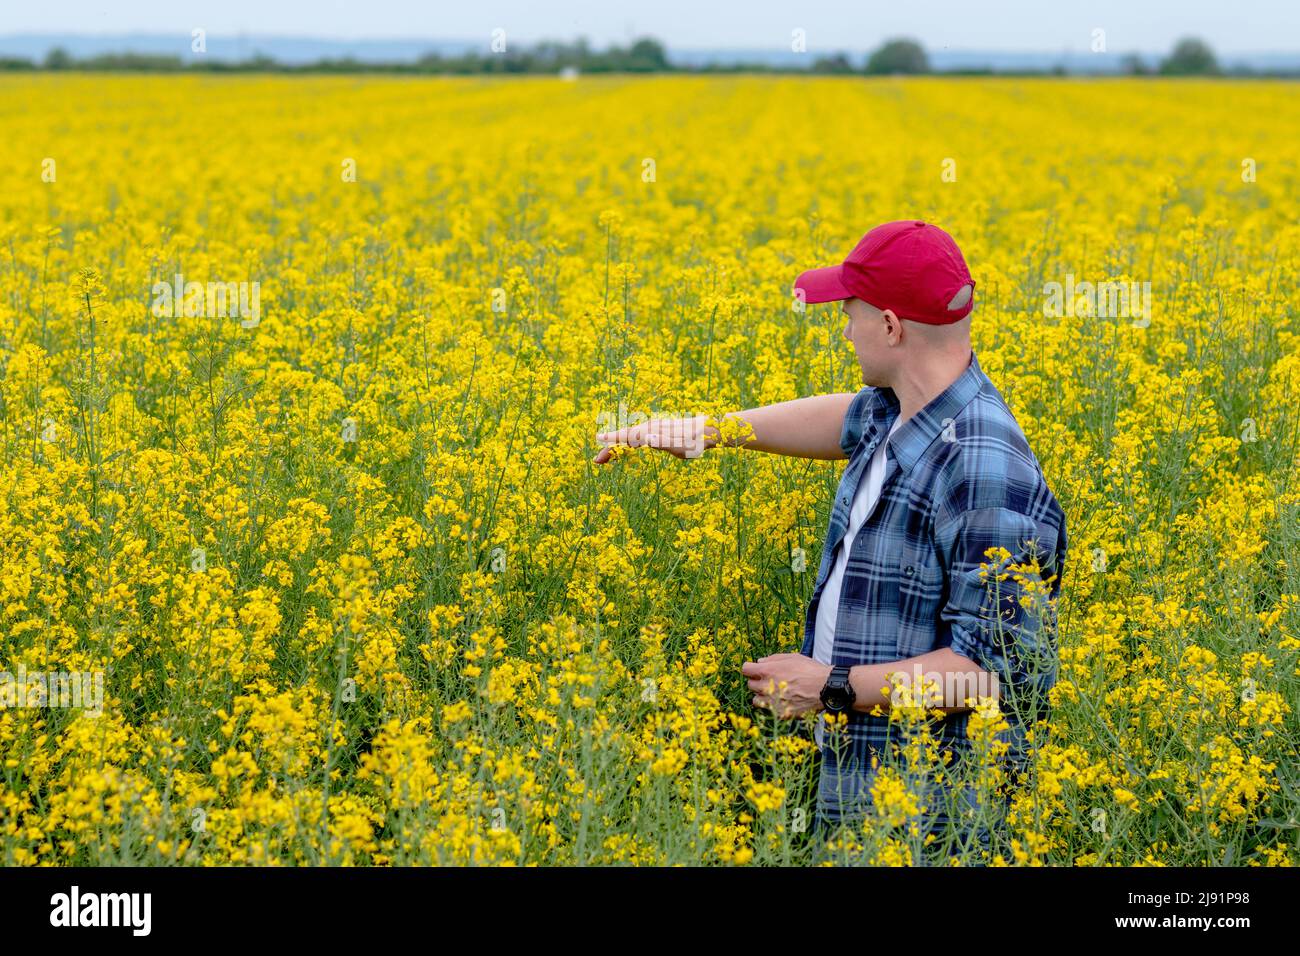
[821,665,856,712]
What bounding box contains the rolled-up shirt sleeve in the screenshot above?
[934,505,1065,718]
[839,388,874,457]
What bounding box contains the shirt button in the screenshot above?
[841,495,849,505]
[904,565,915,576]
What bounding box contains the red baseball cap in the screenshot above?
[793,220,975,324]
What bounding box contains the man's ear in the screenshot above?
[881,308,902,344]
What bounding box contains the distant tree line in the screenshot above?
[6,38,675,74]
[812,36,1244,76]
[0,35,1281,76]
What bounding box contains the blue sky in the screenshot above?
[2,0,1296,51]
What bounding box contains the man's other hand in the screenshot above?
[742,653,832,718]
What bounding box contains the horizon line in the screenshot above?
[1,31,1298,57]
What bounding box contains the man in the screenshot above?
[592,220,1067,858]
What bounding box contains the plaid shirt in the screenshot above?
[801,351,1067,816]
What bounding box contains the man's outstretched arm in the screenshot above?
[593,392,857,464]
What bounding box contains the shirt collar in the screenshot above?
[866,350,985,475]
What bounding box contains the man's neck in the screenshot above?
[889,347,973,423]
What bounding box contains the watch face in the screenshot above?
[822,668,852,712]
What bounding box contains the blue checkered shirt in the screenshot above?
[801,350,1067,784]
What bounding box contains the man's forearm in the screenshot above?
[707,393,856,460]
[847,648,997,716]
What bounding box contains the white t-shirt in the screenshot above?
[813,417,902,745]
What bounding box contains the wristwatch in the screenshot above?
[819,665,856,713]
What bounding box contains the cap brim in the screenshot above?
[793,264,851,304]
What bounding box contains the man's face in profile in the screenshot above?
[841,296,892,386]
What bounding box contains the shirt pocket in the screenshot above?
[896,541,947,659]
